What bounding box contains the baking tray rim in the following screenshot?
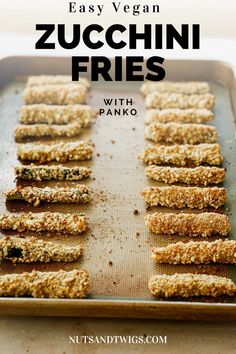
[0,55,236,319]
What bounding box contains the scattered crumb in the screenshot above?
[133,209,140,215]
[108,261,113,267]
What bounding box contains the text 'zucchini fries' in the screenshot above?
[0,212,88,235]
[27,75,90,90]
[146,122,218,144]
[142,186,226,209]
[20,104,96,127]
[5,185,91,206]
[145,93,216,110]
[141,81,210,96]
[15,121,82,140]
[15,165,92,181]
[145,108,214,125]
[24,84,87,105]
[149,274,236,298]
[145,166,225,186]
[145,212,230,237]
[17,141,93,163]
[0,269,90,298]
[0,236,83,263]
[151,240,236,265]
[139,144,223,166]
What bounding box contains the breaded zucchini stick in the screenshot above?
[145,166,225,186]
[142,186,226,209]
[0,236,83,263]
[145,212,230,237]
[139,144,223,166]
[0,212,88,234]
[146,122,218,144]
[15,165,92,181]
[145,108,214,125]
[15,121,82,141]
[151,239,236,265]
[145,93,215,110]
[24,84,87,105]
[5,185,91,206]
[17,141,93,163]
[27,75,90,89]
[0,269,89,298]
[20,104,96,127]
[149,274,236,298]
[141,81,210,96]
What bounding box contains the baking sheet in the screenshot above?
[0,56,236,319]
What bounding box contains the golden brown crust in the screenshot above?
[20,104,96,127]
[5,185,91,206]
[145,93,216,110]
[141,81,210,96]
[0,236,83,263]
[139,144,223,166]
[27,75,90,89]
[146,122,218,144]
[0,269,90,298]
[23,84,87,105]
[142,186,226,209]
[17,141,93,163]
[145,212,230,237]
[149,273,236,298]
[15,165,92,181]
[145,166,225,186]
[145,108,214,124]
[0,212,88,235]
[151,240,236,264]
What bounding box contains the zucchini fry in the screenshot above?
[27,75,90,90]
[141,81,210,96]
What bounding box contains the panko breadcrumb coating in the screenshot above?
[0,269,90,298]
[139,144,223,166]
[149,273,236,298]
[145,212,230,237]
[142,186,226,209]
[5,185,91,206]
[15,165,92,181]
[0,236,83,263]
[27,75,90,89]
[20,104,96,127]
[145,108,214,125]
[146,122,218,144]
[145,92,215,110]
[141,81,210,96]
[0,212,88,235]
[151,240,236,264]
[24,84,87,105]
[17,141,93,163]
[145,166,225,186]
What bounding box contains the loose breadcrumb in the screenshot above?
[145,166,225,186]
[15,165,92,181]
[20,104,96,127]
[145,212,230,237]
[0,212,88,235]
[139,144,223,166]
[141,81,210,96]
[151,239,236,264]
[0,236,83,263]
[145,93,216,110]
[145,108,214,125]
[15,121,82,140]
[0,269,90,298]
[17,141,93,163]
[142,186,226,209]
[27,75,90,90]
[146,122,218,144]
[23,84,87,105]
[149,273,236,298]
[5,185,91,206]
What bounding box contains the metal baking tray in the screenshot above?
[0,56,236,320]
